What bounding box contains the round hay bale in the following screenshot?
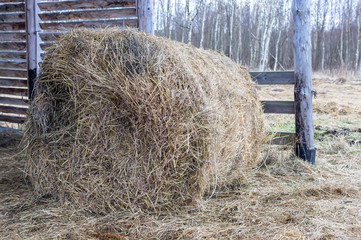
[23,28,264,213]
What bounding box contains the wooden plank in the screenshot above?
[0,2,24,12]
[0,76,27,86]
[0,0,25,2]
[38,0,136,11]
[0,31,26,41]
[0,67,27,77]
[0,21,25,30]
[0,0,25,3]
[0,59,26,68]
[0,11,25,22]
[249,71,295,85]
[39,31,65,41]
[0,86,27,96]
[261,100,295,114]
[40,17,138,30]
[38,7,136,21]
[0,114,25,124]
[0,50,26,59]
[267,131,295,145]
[0,96,28,105]
[40,41,52,50]
[0,41,26,50]
[0,105,27,114]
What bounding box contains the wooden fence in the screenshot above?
[250,71,296,145]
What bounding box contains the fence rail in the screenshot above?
[250,71,296,145]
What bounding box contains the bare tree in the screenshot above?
[199,3,206,49]
[154,0,361,72]
[356,3,361,71]
[259,0,276,71]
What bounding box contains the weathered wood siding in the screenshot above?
[0,0,27,124]
[37,0,138,51]
[1,0,139,124]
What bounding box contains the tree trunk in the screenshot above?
[166,0,172,39]
[259,10,275,72]
[220,4,226,53]
[181,1,187,43]
[229,1,235,58]
[345,2,350,68]
[236,21,242,64]
[200,5,206,49]
[214,3,220,51]
[186,0,192,44]
[321,36,325,71]
[273,30,282,71]
[320,0,327,71]
[251,7,262,67]
[187,21,193,44]
[356,6,360,71]
[339,27,344,68]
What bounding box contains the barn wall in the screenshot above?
[0,0,28,124]
[0,0,139,124]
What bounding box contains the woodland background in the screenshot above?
[154,0,361,72]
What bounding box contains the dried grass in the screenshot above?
[1,141,361,239]
[22,28,264,213]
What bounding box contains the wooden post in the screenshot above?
[292,0,316,164]
[25,0,41,100]
[138,0,154,34]
[26,0,36,100]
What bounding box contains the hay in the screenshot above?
[23,28,264,213]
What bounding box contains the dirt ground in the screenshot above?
[0,73,360,239]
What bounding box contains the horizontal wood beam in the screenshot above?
[0,67,27,77]
[38,7,136,21]
[250,71,295,85]
[0,105,27,114]
[0,12,25,22]
[267,131,296,145]
[38,0,136,11]
[0,86,27,96]
[0,76,27,87]
[261,100,295,114]
[41,16,138,24]
[39,31,65,41]
[0,21,25,31]
[38,6,136,14]
[0,50,26,60]
[0,41,26,50]
[0,114,25,123]
[0,59,26,68]
[0,96,28,106]
[0,2,24,12]
[40,18,137,30]
[0,31,26,41]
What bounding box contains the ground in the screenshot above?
[0,72,360,239]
